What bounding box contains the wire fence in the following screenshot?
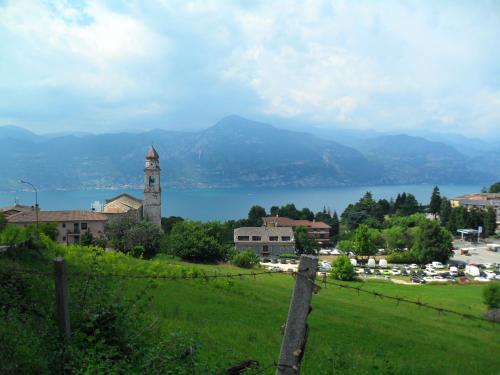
[5,265,498,325]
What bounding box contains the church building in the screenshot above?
[103,145,162,227]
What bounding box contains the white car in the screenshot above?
[449,266,458,276]
[391,269,401,276]
[483,263,493,269]
[424,268,437,276]
[409,264,419,269]
[474,277,490,283]
[484,271,496,280]
[269,266,282,272]
[432,262,445,269]
[495,273,500,281]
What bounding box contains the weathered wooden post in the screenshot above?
[276,254,318,374]
[54,257,71,340]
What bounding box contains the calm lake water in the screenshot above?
[0,185,482,221]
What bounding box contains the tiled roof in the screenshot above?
[104,193,143,214]
[8,210,108,223]
[262,216,331,229]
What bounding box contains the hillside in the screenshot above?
[0,117,498,190]
[2,246,499,374]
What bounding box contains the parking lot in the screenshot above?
[451,239,500,265]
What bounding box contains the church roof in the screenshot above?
[146,145,159,160]
[103,193,143,214]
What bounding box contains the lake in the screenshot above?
[0,184,482,221]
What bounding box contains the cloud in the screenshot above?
[0,0,499,137]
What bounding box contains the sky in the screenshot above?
[0,0,499,137]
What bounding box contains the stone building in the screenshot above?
[103,193,144,221]
[262,216,331,247]
[7,210,107,244]
[143,145,162,227]
[234,227,295,257]
[450,193,500,225]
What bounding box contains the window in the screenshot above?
[281,236,291,241]
[251,236,261,241]
[149,176,155,186]
[62,223,66,228]
[269,236,278,241]
[62,236,66,241]
[81,222,88,230]
[237,236,249,241]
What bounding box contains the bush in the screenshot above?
[330,256,355,281]
[231,250,260,268]
[130,245,145,258]
[483,284,500,309]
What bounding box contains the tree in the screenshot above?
[395,193,420,216]
[247,205,266,226]
[330,256,355,281]
[439,198,452,227]
[0,212,7,232]
[161,216,184,235]
[429,186,442,216]
[80,231,94,246]
[330,211,340,242]
[382,225,408,252]
[165,221,227,262]
[484,207,497,237]
[353,224,377,255]
[336,240,355,253]
[294,225,319,255]
[488,182,500,193]
[124,221,162,259]
[412,220,453,263]
[231,250,260,268]
[483,284,500,309]
[105,213,139,252]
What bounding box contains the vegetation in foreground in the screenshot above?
[1,245,499,374]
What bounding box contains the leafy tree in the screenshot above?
[0,212,7,232]
[165,221,227,262]
[483,284,500,309]
[439,197,452,227]
[353,224,377,255]
[382,225,408,252]
[0,225,26,247]
[330,256,355,281]
[299,208,314,221]
[161,216,184,235]
[247,205,266,226]
[38,222,58,241]
[341,192,383,230]
[105,213,139,252]
[429,186,442,216]
[336,240,355,253]
[231,250,260,268]
[447,206,466,233]
[412,220,453,263]
[80,231,94,246]
[124,221,162,259]
[394,193,420,216]
[294,225,319,255]
[488,182,500,193]
[484,207,497,236]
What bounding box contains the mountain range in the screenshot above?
[0,115,498,190]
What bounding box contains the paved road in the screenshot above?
[451,239,500,265]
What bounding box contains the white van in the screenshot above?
[367,258,376,268]
[449,266,458,276]
[432,261,444,269]
[465,265,480,277]
[378,259,388,268]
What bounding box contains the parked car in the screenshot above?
[449,266,458,276]
[411,276,425,284]
[374,269,381,276]
[474,276,490,282]
[424,268,437,276]
[432,261,445,269]
[401,269,409,277]
[269,266,282,272]
[290,259,297,264]
[262,258,271,263]
[391,268,401,276]
[271,258,278,264]
[409,264,419,269]
[484,271,496,280]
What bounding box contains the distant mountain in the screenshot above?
[359,134,496,184]
[0,117,497,190]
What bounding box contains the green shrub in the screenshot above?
[231,250,260,268]
[130,245,145,258]
[330,256,355,281]
[483,284,500,309]
[386,251,417,264]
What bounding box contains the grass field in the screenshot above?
[4,248,500,374]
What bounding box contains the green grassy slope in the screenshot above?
[4,248,500,374]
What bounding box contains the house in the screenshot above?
[103,193,144,221]
[262,216,331,246]
[0,204,34,218]
[7,210,108,244]
[450,193,500,224]
[234,227,295,257]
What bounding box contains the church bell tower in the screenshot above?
[143,145,162,227]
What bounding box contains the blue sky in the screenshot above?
[0,0,499,137]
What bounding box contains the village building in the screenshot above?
[2,146,163,244]
[7,210,107,244]
[262,216,331,247]
[234,227,295,257]
[450,193,500,224]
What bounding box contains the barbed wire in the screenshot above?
[321,278,498,325]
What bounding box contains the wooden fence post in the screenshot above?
[54,257,71,340]
[276,254,318,374]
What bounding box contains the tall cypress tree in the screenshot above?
[429,186,442,216]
